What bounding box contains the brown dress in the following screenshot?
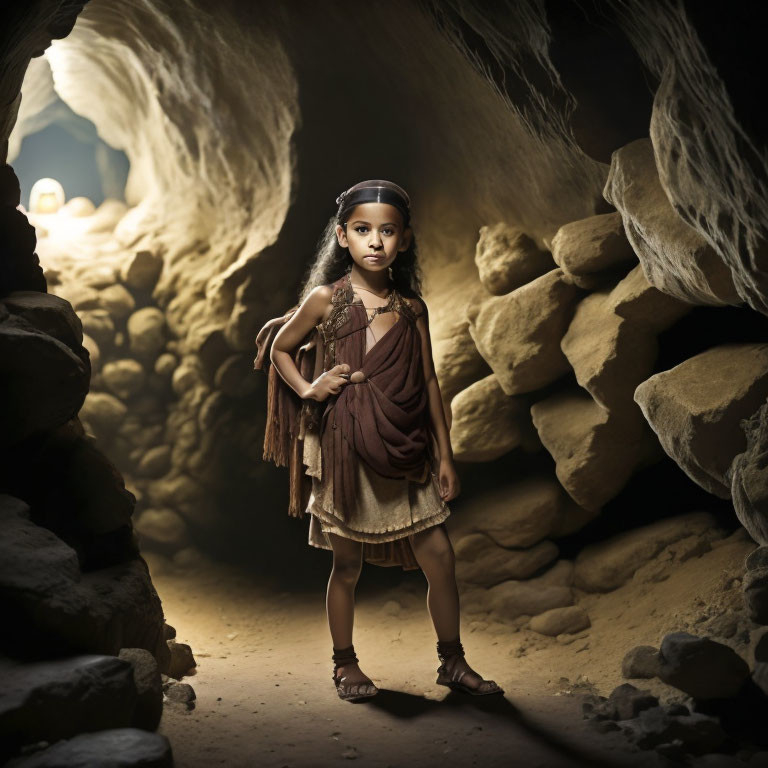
[254,271,450,570]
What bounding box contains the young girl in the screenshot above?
[254,179,503,701]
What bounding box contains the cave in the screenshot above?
[1,0,767,766]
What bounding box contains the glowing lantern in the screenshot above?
[30,177,65,213]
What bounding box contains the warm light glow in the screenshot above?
[30,177,65,213]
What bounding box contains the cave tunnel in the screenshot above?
[1,0,767,766]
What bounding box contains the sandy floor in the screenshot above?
[148,528,759,768]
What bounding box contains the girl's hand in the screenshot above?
[305,363,351,401]
[437,457,460,502]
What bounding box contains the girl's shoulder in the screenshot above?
[398,290,427,320]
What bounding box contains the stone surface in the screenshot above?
[604,138,740,307]
[102,359,147,400]
[657,632,751,700]
[126,307,166,362]
[551,212,636,279]
[730,399,768,545]
[529,605,590,636]
[634,343,768,498]
[622,645,661,679]
[134,508,188,548]
[487,573,574,621]
[117,648,163,731]
[1,291,83,353]
[0,654,137,760]
[120,250,163,292]
[5,728,173,767]
[744,546,768,625]
[466,268,583,395]
[573,511,723,592]
[449,374,539,461]
[530,388,661,511]
[79,392,127,437]
[618,706,726,755]
[455,534,558,588]
[0,494,169,668]
[474,222,554,295]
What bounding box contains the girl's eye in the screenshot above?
[354,226,394,236]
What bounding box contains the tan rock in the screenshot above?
[450,374,538,461]
[99,284,136,321]
[135,508,188,548]
[474,223,554,295]
[127,307,166,362]
[573,511,724,592]
[530,388,661,511]
[102,359,146,400]
[604,138,740,307]
[488,580,574,621]
[634,343,768,497]
[455,533,558,587]
[467,268,583,395]
[433,317,492,404]
[121,250,163,292]
[529,605,591,636]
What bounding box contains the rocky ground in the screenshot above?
[148,525,765,768]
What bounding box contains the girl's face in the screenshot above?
[336,202,411,275]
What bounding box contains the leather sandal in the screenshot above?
[436,638,504,696]
[332,644,379,702]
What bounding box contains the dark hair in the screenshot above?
[298,179,423,304]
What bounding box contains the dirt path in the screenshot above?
[145,533,764,768]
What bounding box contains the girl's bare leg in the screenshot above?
[326,532,377,695]
[408,523,493,690]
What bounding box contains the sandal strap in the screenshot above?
[332,643,359,669]
[436,637,465,663]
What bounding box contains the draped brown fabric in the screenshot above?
[254,272,434,570]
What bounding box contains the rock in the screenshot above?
[533,559,574,587]
[622,645,661,679]
[529,605,590,636]
[71,260,113,286]
[604,138,740,307]
[171,362,200,395]
[4,728,173,767]
[754,632,768,697]
[657,632,751,700]
[730,399,768,545]
[154,353,177,378]
[596,683,659,721]
[530,387,661,511]
[0,204,47,297]
[99,284,136,321]
[126,307,166,362]
[78,309,116,350]
[102,359,146,400]
[744,546,768,625]
[120,250,163,292]
[214,354,258,398]
[0,654,137,760]
[474,223,554,295]
[463,476,586,548]
[455,534,558,587]
[433,317,492,403]
[81,333,100,369]
[634,343,768,498]
[574,511,723,592]
[135,446,172,478]
[117,648,162,731]
[134,508,188,548]
[488,577,574,621]
[561,266,690,411]
[79,392,127,436]
[0,310,90,446]
[166,640,196,680]
[59,283,101,312]
[1,291,84,354]
[186,323,230,384]
[449,374,539,461]
[164,681,196,710]
[0,495,169,668]
[619,706,726,755]
[466,268,583,395]
[551,212,637,280]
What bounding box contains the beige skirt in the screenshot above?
[301,424,450,551]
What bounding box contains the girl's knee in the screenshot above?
[331,557,362,585]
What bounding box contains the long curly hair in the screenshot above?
[298,180,424,304]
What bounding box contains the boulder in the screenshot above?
[604,138,740,307]
[79,392,127,436]
[634,343,768,497]
[102,359,147,400]
[126,307,166,362]
[134,508,188,549]
[449,374,539,461]
[488,579,574,621]
[467,268,583,394]
[744,546,768,625]
[529,605,590,636]
[573,511,723,592]
[474,223,554,295]
[1,291,84,354]
[120,250,163,292]
[99,284,135,321]
[117,648,163,731]
[433,317,492,404]
[78,309,116,350]
[622,645,661,679]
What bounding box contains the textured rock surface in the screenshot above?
[474,223,554,295]
[635,344,768,497]
[604,138,741,307]
[449,374,539,461]
[529,605,591,636]
[573,511,725,592]
[467,268,584,395]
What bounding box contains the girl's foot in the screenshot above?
[439,654,502,693]
[333,662,379,700]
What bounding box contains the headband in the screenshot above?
[335,184,410,225]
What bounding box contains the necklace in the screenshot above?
[350,283,393,300]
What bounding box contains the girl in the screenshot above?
[254,179,503,701]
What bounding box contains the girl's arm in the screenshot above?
[411,297,461,501]
[271,286,343,401]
